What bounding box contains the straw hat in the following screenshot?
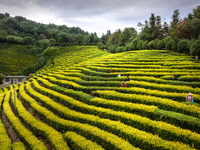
[188,92,192,95]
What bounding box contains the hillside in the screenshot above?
[1,46,200,150]
[0,43,37,75]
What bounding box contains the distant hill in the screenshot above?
[0,43,37,75]
[0,13,99,47]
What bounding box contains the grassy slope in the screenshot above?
[0,43,37,75]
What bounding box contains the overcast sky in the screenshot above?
[0,0,199,36]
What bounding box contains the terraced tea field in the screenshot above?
[1,46,200,150]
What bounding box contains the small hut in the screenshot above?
[3,76,26,86]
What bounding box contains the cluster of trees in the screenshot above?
[98,5,200,58]
[0,13,99,55]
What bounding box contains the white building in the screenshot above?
[3,76,26,86]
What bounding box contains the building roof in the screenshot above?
[4,76,26,78]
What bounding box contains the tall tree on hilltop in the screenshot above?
[107,30,121,45]
[118,28,134,46]
[163,21,169,37]
[149,13,157,40]
[193,5,200,19]
[170,9,180,38]
[139,14,163,41]
[178,5,200,40]
[156,15,163,39]
[42,47,59,66]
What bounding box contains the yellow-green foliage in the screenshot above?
[116,87,200,102]
[178,75,200,81]
[91,97,158,113]
[18,85,70,150]
[12,142,26,150]
[0,44,37,74]
[65,131,105,150]
[30,79,200,149]
[19,83,138,150]
[3,91,47,150]
[96,90,200,118]
[2,47,200,150]
[127,80,200,94]
[0,93,12,150]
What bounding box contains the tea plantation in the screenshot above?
[0,43,37,75]
[1,46,200,150]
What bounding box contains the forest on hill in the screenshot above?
[98,5,200,55]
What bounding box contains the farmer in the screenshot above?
[109,68,113,73]
[126,76,130,81]
[69,84,74,89]
[185,92,196,103]
[117,73,121,78]
[121,81,127,87]
[93,91,98,98]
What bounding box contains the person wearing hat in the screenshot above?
[117,73,121,78]
[186,92,196,103]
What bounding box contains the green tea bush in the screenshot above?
[190,40,200,57]
[177,40,189,53]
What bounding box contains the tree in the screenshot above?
[42,47,59,66]
[149,13,157,40]
[177,19,188,39]
[0,73,4,84]
[157,40,165,49]
[163,21,169,37]
[153,39,159,49]
[170,9,180,38]
[57,32,69,45]
[193,5,200,19]
[131,38,140,50]
[155,15,163,39]
[23,36,33,45]
[139,14,163,41]
[142,41,148,49]
[118,28,134,46]
[166,39,177,51]
[107,30,121,45]
[177,40,189,53]
[49,38,56,46]
[190,40,200,59]
[137,40,144,50]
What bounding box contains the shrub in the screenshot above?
[178,40,189,53]
[190,40,200,58]
[131,38,140,50]
[157,40,165,50]
[161,75,175,80]
[6,35,23,44]
[137,40,144,50]
[166,39,174,50]
[23,37,33,45]
[116,46,124,53]
[153,39,159,49]
[148,40,154,49]
[142,41,148,49]
[125,43,134,51]
[163,36,172,45]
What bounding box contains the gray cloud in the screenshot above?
[0,0,199,36]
